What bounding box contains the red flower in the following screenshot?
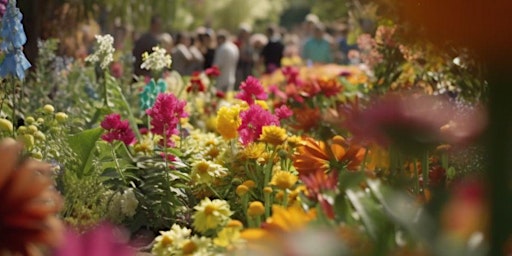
[317,77,342,97]
[101,114,136,145]
[186,72,206,93]
[281,66,302,86]
[300,169,338,219]
[205,65,221,78]
[215,90,225,99]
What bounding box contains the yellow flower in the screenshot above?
[259,126,287,146]
[247,201,265,217]
[193,198,232,234]
[236,185,249,197]
[179,236,211,256]
[241,143,265,159]
[255,100,269,110]
[134,137,154,155]
[270,170,298,190]
[216,105,241,140]
[287,135,304,148]
[241,180,256,189]
[0,118,13,133]
[152,224,192,256]
[190,160,227,185]
[214,220,244,248]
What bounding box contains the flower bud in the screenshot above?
[236,185,249,197]
[34,131,46,141]
[36,118,45,124]
[17,126,27,134]
[0,118,13,133]
[25,116,35,125]
[31,151,43,160]
[18,134,35,149]
[28,125,38,134]
[55,112,68,123]
[263,186,273,194]
[43,104,55,114]
[242,180,256,189]
[247,201,265,217]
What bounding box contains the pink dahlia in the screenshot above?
[146,93,188,147]
[236,76,268,105]
[238,104,279,145]
[274,105,293,120]
[101,114,136,145]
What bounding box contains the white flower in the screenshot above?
[85,34,115,70]
[120,188,139,217]
[141,46,172,72]
[152,224,193,256]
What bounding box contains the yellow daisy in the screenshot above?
[259,126,287,146]
[216,105,241,140]
[193,198,233,234]
[270,170,298,190]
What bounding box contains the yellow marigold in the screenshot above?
[216,105,241,140]
[134,137,154,155]
[259,126,287,146]
[270,170,298,190]
[241,143,265,159]
[193,198,233,234]
[247,201,265,217]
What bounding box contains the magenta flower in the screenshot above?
[281,66,303,86]
[101,113,136,145]
[54,224,134,256]
[235,76,268,105]
[146,93,188,147]
[275,105,293,120]
[238,104,279,145]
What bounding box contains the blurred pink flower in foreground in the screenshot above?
[54,223,135,256]
[345,93,486,153]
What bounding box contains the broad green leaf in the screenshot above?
[68,127,103,177]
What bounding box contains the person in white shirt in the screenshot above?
[213,30,239,92]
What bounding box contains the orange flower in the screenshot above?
[291,107,321,132]
[293,136,366,176]
[317,77,342,97]
[0,138,64,255]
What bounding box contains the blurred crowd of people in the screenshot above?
[131,14,365,92]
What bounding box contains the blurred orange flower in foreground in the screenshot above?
[0,138,64,255]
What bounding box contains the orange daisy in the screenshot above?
[293,135,366,176]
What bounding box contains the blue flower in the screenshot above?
[0,0,31,80]
[139,79,167,111]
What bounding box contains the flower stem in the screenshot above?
[12,77,16,136]
[413,159,419,194]
[421,151,429,191]
[111,144,127,185]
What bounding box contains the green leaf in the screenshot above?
[68,127,103,177]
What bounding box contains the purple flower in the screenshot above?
[101,114,136,145]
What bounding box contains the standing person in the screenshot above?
[200,29,216,70]
[235,24,254,88]
[260,25,284,74]
[302,23,333,64]
[171,32,193,75]
[213,30,239,92]
[133,15,162,78]
[188,34,205,74]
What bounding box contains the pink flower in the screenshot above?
[146,93,188,147]
[101,114,136,145]
[54,223,134,256]
[268,85,287,102]
[236,76,268,105]
[281,66,303,86]
[274,105,293,120]
[238,104,279,145]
